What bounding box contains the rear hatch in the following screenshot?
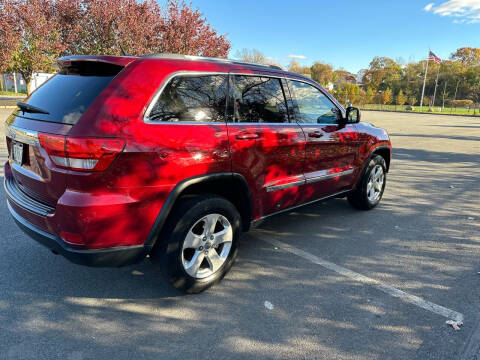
[5,59,125,208]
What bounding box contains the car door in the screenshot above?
[226,73,306,217]
[287,79,359,202]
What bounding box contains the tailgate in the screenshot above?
[5,120,72,207]
[4,58,126,208]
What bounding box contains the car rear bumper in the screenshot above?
[7,201,146,267]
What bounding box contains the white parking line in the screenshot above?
[255,234,464,323]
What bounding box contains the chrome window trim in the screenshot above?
[305,168,355,185]
[265,168,355,193]
[266,179,306,193]
[5,125,40,146]
[143,70,327,126]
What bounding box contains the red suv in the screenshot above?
[4,54,391,293]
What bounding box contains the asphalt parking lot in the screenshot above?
[0,109,479,360]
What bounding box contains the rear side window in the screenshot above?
[148,75,227,122]
[288,80,340,124]
[233,75,289,123]
[16,62,122,124]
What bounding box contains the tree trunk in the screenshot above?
[20,71,32,95]
[26,81,33,95]
[13,72,18,93]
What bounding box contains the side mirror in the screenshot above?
[345,106,361,123]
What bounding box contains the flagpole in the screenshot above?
[420,51,429,108]
[432,64,440,107]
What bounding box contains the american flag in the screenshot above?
[428,51,442,64]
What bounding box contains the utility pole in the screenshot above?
[420,53,429,108]
[442,80,448,109]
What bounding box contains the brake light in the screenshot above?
[38,134,125,171]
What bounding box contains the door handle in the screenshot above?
[236,132,260,140]
[308,131,323,138]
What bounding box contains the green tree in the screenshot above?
[450,47,480,66]
[363,57,402,91]
[365,88,375,104]
[344,84,361,105]
[382,88,392,104]
[289,60,311,76]
[396,89,406,105]
[464,65,480,104]
[402,62,424,101]
[310,62,333,86]
[408,97,417,106]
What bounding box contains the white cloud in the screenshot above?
[287,54,307,60]
[424,0,480,23]
[424,2,435,11]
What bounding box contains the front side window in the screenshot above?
[148,75,227,122]
[288,80,340,124]
[233,75,289,123]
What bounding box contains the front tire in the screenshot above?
[348,155,387,210]
[151,194,241,294]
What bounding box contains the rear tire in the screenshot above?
[348,155,387,210]
[151,194,241,294]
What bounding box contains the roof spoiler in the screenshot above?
[57,55,137,68]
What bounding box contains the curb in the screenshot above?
[360,108,480,118]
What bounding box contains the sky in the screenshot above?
[185,0,480,74]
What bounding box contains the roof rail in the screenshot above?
[141,53,284,71]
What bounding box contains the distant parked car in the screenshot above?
[4,54,392,293]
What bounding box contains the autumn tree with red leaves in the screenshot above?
[160,0,230,57]
[0,0,65,92]
[0,0,231,93]
[55,0,165,56]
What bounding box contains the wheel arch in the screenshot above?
[144,172,253,253]
[371,145,391,172]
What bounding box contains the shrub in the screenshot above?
[451,99,474,107]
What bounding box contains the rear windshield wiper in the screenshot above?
[17,102,50,115]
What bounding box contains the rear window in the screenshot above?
[16,62,122,124]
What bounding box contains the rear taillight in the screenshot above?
[38,134,125,171]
